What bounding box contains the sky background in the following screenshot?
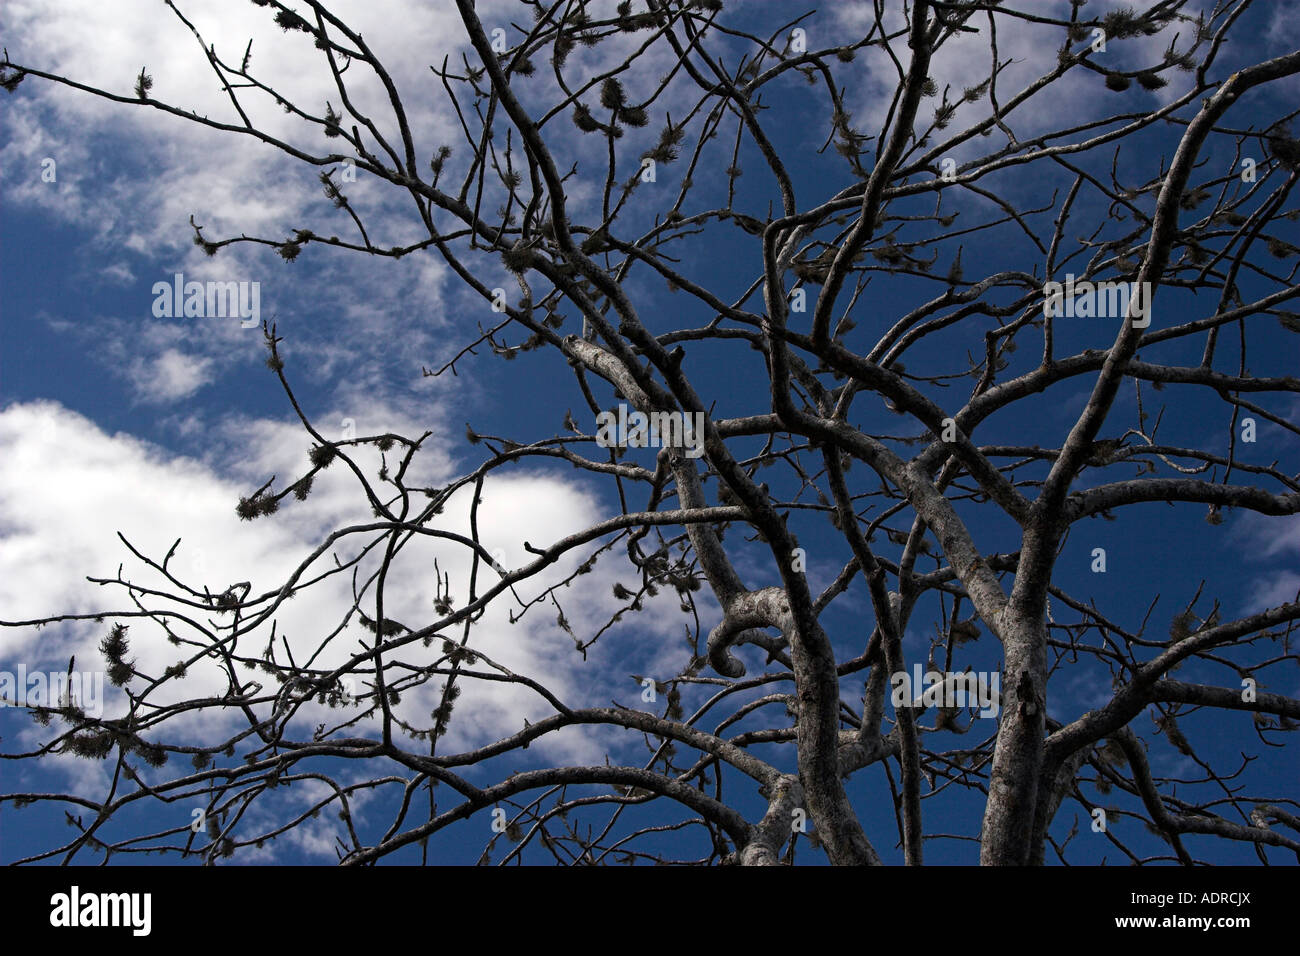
[1,0,1298,865]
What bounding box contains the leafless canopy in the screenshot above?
[3,0,1300,865]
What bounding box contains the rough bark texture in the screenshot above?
[4,1,1300,866]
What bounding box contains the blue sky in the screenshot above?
[2,0,1299,865]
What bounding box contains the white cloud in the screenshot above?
[0,399,658,812]
[127,346,214,401]
[1,0,476,415]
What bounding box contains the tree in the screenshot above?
[2,0,1299,866]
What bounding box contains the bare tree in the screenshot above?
[3,0,1299,866]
